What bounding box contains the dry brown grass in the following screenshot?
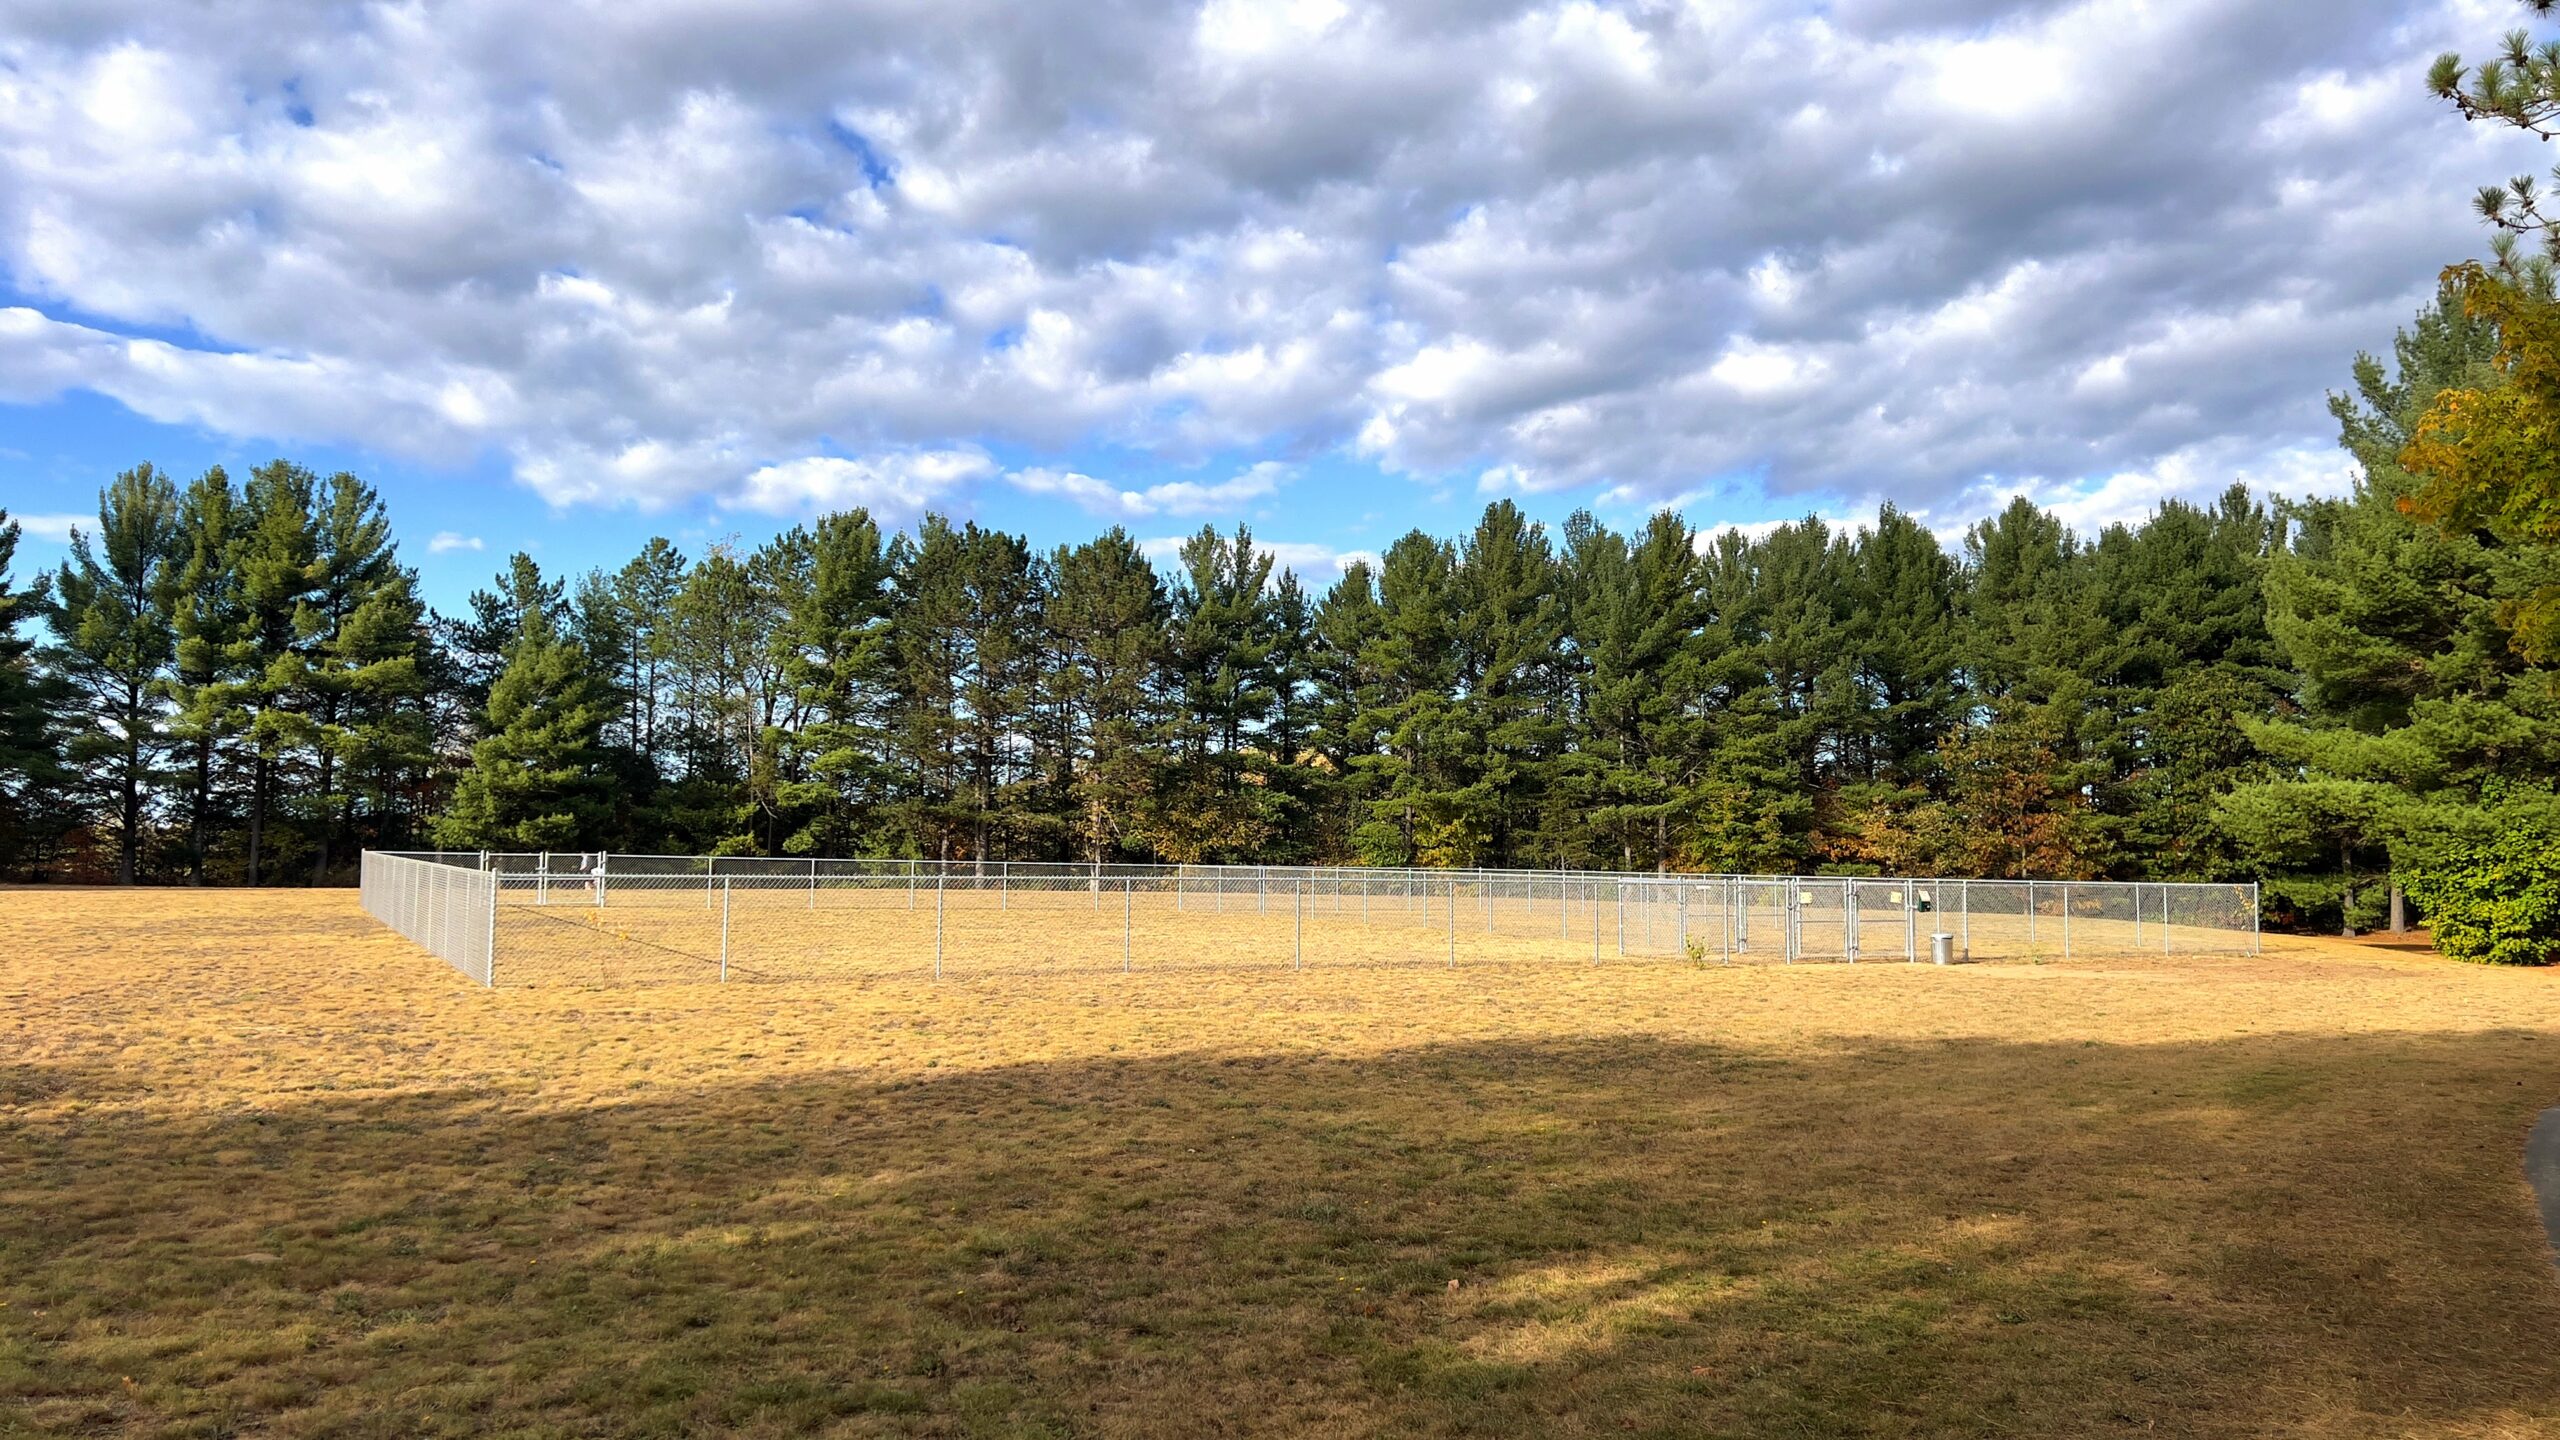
[4,887,2559,1438]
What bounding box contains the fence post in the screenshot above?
[934,872,945,981]
[1960,878,1969,955]
[809,857,818,911]
[484,868,498,988]
[1294,880,1303,971]
[1447,876,1456,968]
[2062,882,2072,958]
[1677,882,1688,957]
[538,851,549,906]
[1124,878,1133,973]
[720,877,731,982]
[2251,882,2262,954]
[1905,884,1916,961]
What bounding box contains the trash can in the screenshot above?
[1930,932,1960,965]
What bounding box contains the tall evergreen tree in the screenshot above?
[46,464,182,882]
[434,608,614,851]
[777,511,898,856]
[164,468,244,884]
[1046,528,1167,864]
[284,473,423,880]
[229,461,322,884]
[0,511,70,876]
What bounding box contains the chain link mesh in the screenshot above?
[365,852,2261,985]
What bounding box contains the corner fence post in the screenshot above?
[484,868,498,988]
[720,877,731,982]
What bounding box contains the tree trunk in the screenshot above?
[189,739,210,886]
[2389,882,2407,935]
[248,752,267,886]
[311,745,336,884]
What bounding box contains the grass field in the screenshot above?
[5,889,2560,1438]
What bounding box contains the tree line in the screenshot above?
[2,277,2551,960]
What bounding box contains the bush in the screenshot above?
[2397,804,2560,966]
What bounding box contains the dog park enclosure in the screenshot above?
[361,851,2259,986]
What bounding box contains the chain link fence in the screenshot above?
[362,851,2260,986]
[359,851,497,985]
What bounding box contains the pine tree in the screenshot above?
[230,461,322,884]
[433,608,614,851]
[1450,501,1567,866]
[1687,525,1808,872]
[164,468,244,883]
[1308,559,1386,860]
[46,464,182,882]
[2231,283,2560,939]
[777,511,898,856]
[611,538,688,778]
[1046,528,1167,864]
[447,553,565,722]
[284,473,423,880]
[1152,525,1280,862]
[1352,531,1461,865]
[0,511,71,876]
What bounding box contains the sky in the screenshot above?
[0,0,2537,612]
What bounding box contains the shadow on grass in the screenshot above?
[5,1027,2559,1438]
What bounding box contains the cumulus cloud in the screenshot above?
[0,0,2512,525]
[427,531,486,554]
[1010,460,1290,519]
[8,512,86,542]
[731,450,996,522]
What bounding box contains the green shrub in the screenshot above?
[2397,804,2560,966]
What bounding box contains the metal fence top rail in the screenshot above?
[372,849,2258,895]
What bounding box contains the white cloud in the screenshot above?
[732,450,997,521]
[1010,460,1288,519]
[0,0,2502,530]
[427,531,485,553]
[1139,533,1373,580]
[9,512,87,543]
